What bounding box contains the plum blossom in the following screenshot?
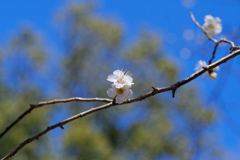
[202,15,222,36]
[195,60,219,80]
[107,84,133,104]
[195,60,207,71]
[107,69,134,88]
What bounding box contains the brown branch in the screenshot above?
[2,48,240,160]
[209,38,240,64]
[0,97,112,139]
[30,97,112,108]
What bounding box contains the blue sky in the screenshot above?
[1,0,240,159]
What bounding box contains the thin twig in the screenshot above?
[30,97,112,108]
[209,41,220,65]
[2,49,240,160]
[0,97,112,139]
[209,38,240,64]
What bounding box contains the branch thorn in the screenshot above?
[152,86,158,91]
[172,89,177,98]
[112,95,117,105]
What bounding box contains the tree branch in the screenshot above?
[209,38,240,64]
[30,97,112,108]
[0,97,112,139]
[2,48,240,160]
[190,11,240,64]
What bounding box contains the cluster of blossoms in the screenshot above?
[195,60,219,80]
[202,15,222,36]
[107,69,134,104]
[194,15,222,80]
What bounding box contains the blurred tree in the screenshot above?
[0,28,50,160]
[55,2,218,160]
[0,1,219,160]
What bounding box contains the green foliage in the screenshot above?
[156,59,177,83]
[63,119,112,160]
[10,28,46,69]
[125,31,160,62]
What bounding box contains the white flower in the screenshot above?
[107,84,133,104]
[195,60,220,80]
[107,69,134,88]
[202,15,222,36]
[195,60,207,71]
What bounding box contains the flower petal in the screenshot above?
[215,17,221,23]
[209,72,217,80]
[123,75,134,86]
[195,60,207,72]
[212,66,219,71]
[124,89,133,98]
[107,74,117,82]
[204,15,214,23]
[116,95,125,104]
[202,72,208,79]
[199,60,207,67]
[111,84,117,89]
[114,82,125,88]
[122,84,131,89]
[107,87,116,98]
[113,70,124,77]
